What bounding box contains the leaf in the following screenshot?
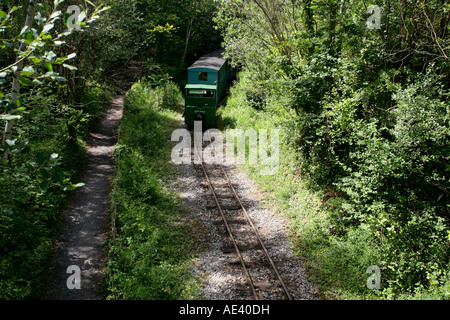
[42,23,54,34]
[50,11,61,21]
[3,208,14,216]
[87,15,100,24]
[44,51,57,61]
[51,76,67,82]
[21,66,35,76]
[54,0,64,7]
[63,64,77,71]
[56,171,66,183]
[32,39,45,48]
[66,53,77,60]
[0,72,7,78]
[32,79,44,85]
[45,61,53,72]
[40,181,49,192]
[63,182,85,191]
[5,139,17,146]
[19,76,33,86]
[96,7,110,15]
[20,26,29,36]
[55,53,77,63]
[85,0,96,7]
[38,3,49,14]
[0,10,7,19]
[78,11,87,23]
[24,30,35,44]
[39,168,49,179]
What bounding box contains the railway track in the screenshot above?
[190,128,293,300]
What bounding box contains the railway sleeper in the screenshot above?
[220,205,241,210]
[221,244,260,253]
[215,193,234,199]
[253,281,280,291]
[210,182,239,188]
[245,260,273,270]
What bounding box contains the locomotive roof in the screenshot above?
[188,49,226,71]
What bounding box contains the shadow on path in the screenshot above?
[48,62,143,300]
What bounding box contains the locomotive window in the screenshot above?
[187,89,215,98]
[204,90,215,97]
[198,72,208,81]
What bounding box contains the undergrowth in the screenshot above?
[105,80,202,300]
[0,84,113,299]
[217,72,450,300]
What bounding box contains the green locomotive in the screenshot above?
[184,49,235,127]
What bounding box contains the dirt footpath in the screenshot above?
[48,61,142,300]
[48,95,123,300]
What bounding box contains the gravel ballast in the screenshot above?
[168,121,320,300]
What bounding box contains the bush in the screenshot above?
[218,63,449,299]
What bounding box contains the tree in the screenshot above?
[0,0,108,158]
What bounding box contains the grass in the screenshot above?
[104,80,203,300]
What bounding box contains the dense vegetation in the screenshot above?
[106,81,202,299]
[1,0,448,300]
[216,0,449,299]
[0,0,219,299]
[0,0,112,299]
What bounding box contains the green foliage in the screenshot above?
[0,1,112,299]
[0,85,110,299]
[1,0,221,300]
[217,0,450,299]
[129,0,222,82]
[105,81,201,300]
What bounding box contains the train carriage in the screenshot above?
[184,49,235,127]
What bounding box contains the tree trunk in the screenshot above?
[2,0,36,158]
[180,17,193,72]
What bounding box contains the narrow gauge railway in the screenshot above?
[189,129,293,300]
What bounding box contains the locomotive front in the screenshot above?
[184,49,228,128]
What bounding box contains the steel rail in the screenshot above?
[200,161,259,300]
[218,164,293,300]
[194,129,293,300]
[194,134,259,299]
